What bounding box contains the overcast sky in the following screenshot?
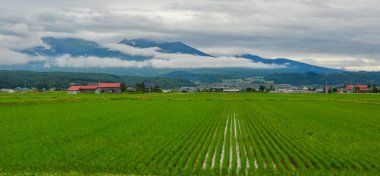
[1,0,380,70]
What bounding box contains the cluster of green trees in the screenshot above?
[246,84,275,93]
[121,82,162,93]
[368,85,379,93]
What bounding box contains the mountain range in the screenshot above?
[2,38,380,86]
[7,37,342,77]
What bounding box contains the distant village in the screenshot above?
[180,84,378,93]
[1,81,379,94]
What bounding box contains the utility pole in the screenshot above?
[325,80,328,94]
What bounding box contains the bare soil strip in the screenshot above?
[202,116,221,169]
[219,115,229,168]
[234,115,241,169]
[229,114,233,170]
[273,161,277,170]
[237,118,250,170]
[240,118,259,169]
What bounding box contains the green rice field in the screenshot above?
[0,92,379,175]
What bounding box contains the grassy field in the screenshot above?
[0,92,379,175]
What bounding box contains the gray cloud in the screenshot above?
[9,44,284,69]
[0,48,45,65]
[0,0,380,70]
[45,54,283,69]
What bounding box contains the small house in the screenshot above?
[67,86,98,94]
[98,83,121,93]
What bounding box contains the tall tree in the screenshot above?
[372,85,378,93]
[269,84,275,91]
[259,85,266,92]
[120,82,126,92]
[136,82,145,92]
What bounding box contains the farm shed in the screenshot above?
[67,86,98,94]
[98,83,121,93]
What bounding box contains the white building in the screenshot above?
[0,89,16,93]
[223,88,240,92]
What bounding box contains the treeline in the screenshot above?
[163,71,380,86]
[266,71,380,85]
[0,70,195,89]
[246,85,275,92]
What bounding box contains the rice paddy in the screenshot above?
[0,92,379,175]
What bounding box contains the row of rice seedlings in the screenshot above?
[254,103,349,170]
[250,110,315,171]
[253,102,361,170]
[223,112,250,175]
[240,103,317,173]
[229,113,234,170]
[258,102,339,169]
[76,105,156,172]
[253,109,330,170]
[148,108,216,173]
[245,114,280,171]
[253,115,311,171]
[243,108,288,171]
[220,113,232,175]
[239,111,275,172]
[239,112,266,173]
[236,117,251,174]
[233,115,244,173]
[210,113,229,173]
[232,112,253,175]
[132,106,202,171]
[202,112,225,170]
[170,110,221,173]
[186,109,225,171]
[238,115,260,170]
[262,101,374,170]
[264,98,380,171]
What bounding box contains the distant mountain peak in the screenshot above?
[119,38,159,48]
[237,54,342,73]
[119,38,213,57]
[21,37,149,60]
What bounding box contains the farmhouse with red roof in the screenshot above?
[346,85,368,93]
[67,82,121,94]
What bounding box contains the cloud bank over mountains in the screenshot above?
[1,0,380,70]
[0,40,284,69]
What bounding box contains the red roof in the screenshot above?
[79,86,98,90]
[346,85,367,91]
[67,86,98,91]
[98,83,121,88]
[68,86,81,91]
[68,83,120,91]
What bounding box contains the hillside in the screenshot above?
[0,70,195,89]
